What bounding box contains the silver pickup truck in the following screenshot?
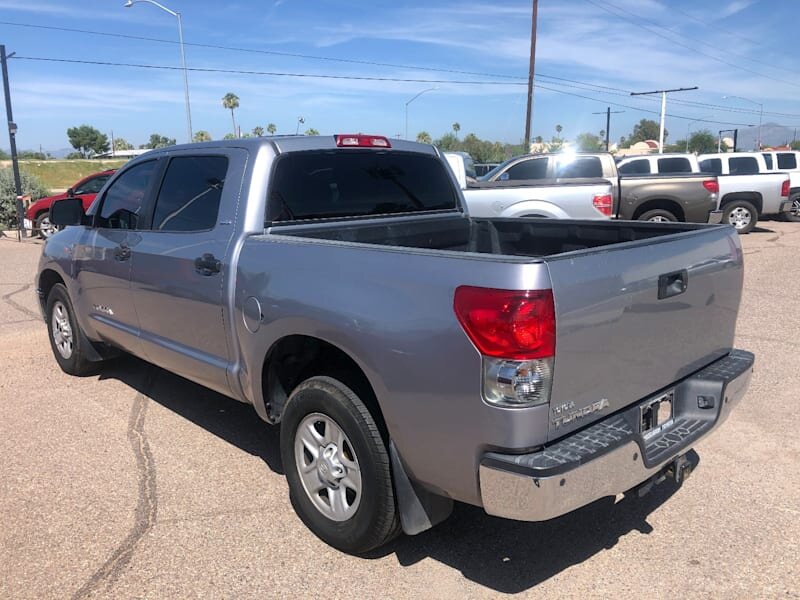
[39,135,754,554]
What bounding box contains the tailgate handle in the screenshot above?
[658,270,688,299]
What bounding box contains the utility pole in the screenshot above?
[523,0,538,152]
[630,86,698,153]
[1,44,24,240]
[592,107,624,152]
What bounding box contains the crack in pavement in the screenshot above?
[2,284,41,321]
[71,370,158,600]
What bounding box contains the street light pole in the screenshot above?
[1,45,24,240]
[723,95,763,150]
[124,0,193,143]
[404,87,436,140]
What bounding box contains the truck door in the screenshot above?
[128,149,246,396]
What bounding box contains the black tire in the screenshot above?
[280,376,400,554]
[36,212,57,240]
[722,200,758,234]
[780,195,800,222]
[638,209,678,223]
[45,283,96,376]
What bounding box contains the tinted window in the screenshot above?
[152,156,228,231]
[762,153,773,169]
[506,158,548,179]
[268,151,457,222]
[657,157,692,173]
[555,157,603,178]
[699,158,722,175]
[729,156,759,175]
[618,159,651,174]
[777,153,797,170]
[97,161,158,229]
[75,174,111,195]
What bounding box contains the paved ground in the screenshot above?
[1,224,798,599]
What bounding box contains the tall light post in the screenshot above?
[686,116,713,152]
[124,0,193,143]
[404,87,436,140]
[723,95,763,150]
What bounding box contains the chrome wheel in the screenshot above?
[51,300,73,359]
[727,206,752,230]
[38,215,57,239]
[294,412,362,522]
[791,199,800,218]
[648,215,671,222]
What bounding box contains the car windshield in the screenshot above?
[478,156,521,181]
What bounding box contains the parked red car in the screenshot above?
[24,169,116,238]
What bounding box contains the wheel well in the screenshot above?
[38,269,64,310]
[261,335,387,439]
[632,199,685,221]
[720,192,762,214]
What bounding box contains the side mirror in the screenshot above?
[66,187,75,198]
[50,197,85,228]
[499,172,510,181]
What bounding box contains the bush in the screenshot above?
[0,168,50,227]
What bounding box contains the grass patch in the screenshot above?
[0,159,129,192]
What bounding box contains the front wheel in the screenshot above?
[280,376,400,554]
[46,284,96,376]
[723,200,758,234]
[36,213,58,239]
[638,209,678,223]
[780,196,800,223]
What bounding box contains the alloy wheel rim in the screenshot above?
[648,215,671,222]
[791,199,800,217]
[728,206,752,229]
[294,412,362,522]
[51,301,73,359]
[40,217,57,238]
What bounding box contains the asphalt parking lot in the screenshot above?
[1,224,798,599]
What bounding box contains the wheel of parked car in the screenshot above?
[36,213,58,239]
[780,195,800,223]
[722,200,758,234]
[46,284,96,376]
[280,375,400,554]
[638,209,678,223]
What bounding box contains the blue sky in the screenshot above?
[1,0,798,151]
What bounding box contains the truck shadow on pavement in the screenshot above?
[100,354,694,594]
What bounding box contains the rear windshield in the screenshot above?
[699,158,722,174]
[777,153,797,170]
[657,157,692,173]
[267,150,458,222]
[729,156,760,175]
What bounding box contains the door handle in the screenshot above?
[194,253,221,276]
[114,244,131,261]
[658,270,688,299]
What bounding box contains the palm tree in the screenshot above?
[252,126,265,137]
[416,131,432,144]
[452,122,461,138]
[305,128,320,136]
[222,93,240,137]
[192,130,211,143]
[555,124,563,135]
[267,123,277,136]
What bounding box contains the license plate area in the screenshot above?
[640,391,674,439]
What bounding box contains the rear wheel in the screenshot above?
[780,195,800,223]
[280,376,400,554]
[46,284,97,375]
[36,213,57,239]
[638,209,678,223]
[723,200,758,234]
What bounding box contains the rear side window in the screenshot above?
[97,161,158,229]
[777,153,797,170]
[729,156,759,175]
[555,157,603,178]
[268,151,458,222]
[152,156,228,231]
[657,157,692,173]
[505,158,548,180]
[699,158,722,174]
[618,159,650,174]
[75,174,111,195]
[762,153,773,169]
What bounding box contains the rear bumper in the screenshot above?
[479,349,754,522]
[707,210,724,224]
[780,200,793,213]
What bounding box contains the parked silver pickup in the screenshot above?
[39,135,754,554]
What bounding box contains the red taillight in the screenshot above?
[335,134,391,148]
[703,179,719,194]
[592,193,613,217]
[781,179,790,197]
[453,286,555,360]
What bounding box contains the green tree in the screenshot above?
[628,119,665,145]
[534,135,543,144]
[140,133,176,149]
[790,140,800,151]
[416,131,432,144]
[17,150,48,160]
[193,130,212,143]
[252,126,265,137]
[555,124,563,135]
[267,123,277,136]
[452,122,461,138]
[113,137,134,151]
[434,132,459,151]
[0,168,49,226]
[222,92,240,137]
[687,129,719,153]
[304,128,320,136]
[65,151,84,159]
[66,124,109,158]
[223,133,236,140]
[574,132,604,152]
[0,149,9,159]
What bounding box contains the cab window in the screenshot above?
[618,159,650,174]
[74,174,111,195]
[96,161,158,230]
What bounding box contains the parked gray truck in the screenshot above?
[39,135,754,553]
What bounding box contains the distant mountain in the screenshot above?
[731,122,799,150]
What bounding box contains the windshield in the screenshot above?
[478,156,519,181]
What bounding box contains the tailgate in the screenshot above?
[545,225,743,441]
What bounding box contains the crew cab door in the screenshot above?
[129,149,246,395]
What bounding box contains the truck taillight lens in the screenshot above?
[592,194,613,217]
[335,134,391,148]
[781,179,790,197]
[703,179,719,194]
[454,286,556,408]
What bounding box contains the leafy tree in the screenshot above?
[113,138,134,151]
[555,124,563,135]
[193,130,212,143]
[252,126,265,137]
[304,128,320,136]
[534,135,543,144]
[434,132,459,151]
[267,123,277,136]
[17,150,48,160]
[140,133,176,149]
[452,122,461,138]
[0,168,50,226]
[790,140,800,151]
[416,131,432,144]
[222,93,240,137]
[574,132,604,152]
[223,133,237,140]
[0,149,9,159]
[65,151,84,159]
[66,124,109,158]
[687,129,720,153]
[628,119,665,145]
